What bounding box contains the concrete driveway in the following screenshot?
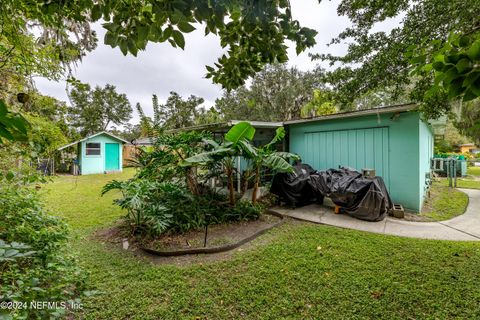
[272,188,480,241]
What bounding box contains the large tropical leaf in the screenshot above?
[237,139,258,158]
[225,121,255,144]
[265,126,286,149]
[275,151,300,161]
[0,100,29,143]
[181,152,215,166]
[202,138,219,149]
[263,154,294,173]
[181,147,233,166]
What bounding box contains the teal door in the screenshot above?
[105,143,120,171]
[303,127,390,189]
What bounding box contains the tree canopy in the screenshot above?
[216,64,324,121]
[314,0,480,117]
[3,0,317,90]
[455,100,480,145]
[136,92,205,132]
[97,0,317,89]
[68,82,132,136]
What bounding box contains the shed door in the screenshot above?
[105,143,120,171]
[303,127,390,188]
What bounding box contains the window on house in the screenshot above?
[86,143,101,155]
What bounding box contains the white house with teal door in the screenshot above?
[58,132,127,175]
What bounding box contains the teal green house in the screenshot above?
[170,104,435,212]
[58,132,127,175]
[285,104,434,212]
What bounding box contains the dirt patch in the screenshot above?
[92,220,130,243]
[92,214,288,265]
[142,214,281,251]
[402,212,434,222]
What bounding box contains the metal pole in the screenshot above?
[453,159,457,188]
[236,156,241,193]
[447,159,452,187]
[203,213,211,247]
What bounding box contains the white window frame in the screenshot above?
[85,142,101,156]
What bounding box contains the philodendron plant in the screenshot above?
[182,122,299,205]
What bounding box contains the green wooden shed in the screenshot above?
[58,131,127,175]
[285,104,434,212]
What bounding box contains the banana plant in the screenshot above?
[243,127,300,204]
[183,122,299,205]
[182,121,256,206]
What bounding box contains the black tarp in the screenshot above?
[270,162,323,207]
[308,168,393,221]
[270,165,393,222]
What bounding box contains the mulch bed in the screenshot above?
[141,214,282,253]
[93,213,283,253]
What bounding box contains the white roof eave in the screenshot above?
[57,131,128,151]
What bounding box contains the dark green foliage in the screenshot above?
[0,100,28,143]
[4,0,317,90]
[215,64,324,121]
[103,179,262,236]
[68,81,132,136]
[409,31,480,116]
[155,92,204,130]
[103,130,264,236]
[0,178,86,319]
[96,1,317,89]
[231,201,265,222]
[455,100,480,145]
[316,0,479,115]
[134,93,212,138]
[134,131,209,182]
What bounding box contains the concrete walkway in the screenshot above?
[272,188,480,241]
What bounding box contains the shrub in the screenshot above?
[0,180,86,319]
[103,129,269,239]
[232,201,264,221]
[103,180,263,237]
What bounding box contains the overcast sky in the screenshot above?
[34,0,396,125]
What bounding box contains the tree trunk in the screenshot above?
[103,120,110,131]
[186,167,199,196]
[252,165,260,204]
[226,167,235,206]
[242,170,250,194]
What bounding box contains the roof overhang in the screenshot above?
[57,131,128,151]
[167,120,283,134]
[284,103,417,125]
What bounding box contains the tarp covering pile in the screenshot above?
[271,164,393,222]
[270,163,323,207]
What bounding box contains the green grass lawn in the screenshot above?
[41,168,136,230]
[467,166,480,176]
[438,177,480,190]
[41,171,480,319]
[420,183,469,221]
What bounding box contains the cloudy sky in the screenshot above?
[34,0,396,124]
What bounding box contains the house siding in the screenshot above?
[287,111,432,212]
[418,118,434,207]
[79,134,123,175]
